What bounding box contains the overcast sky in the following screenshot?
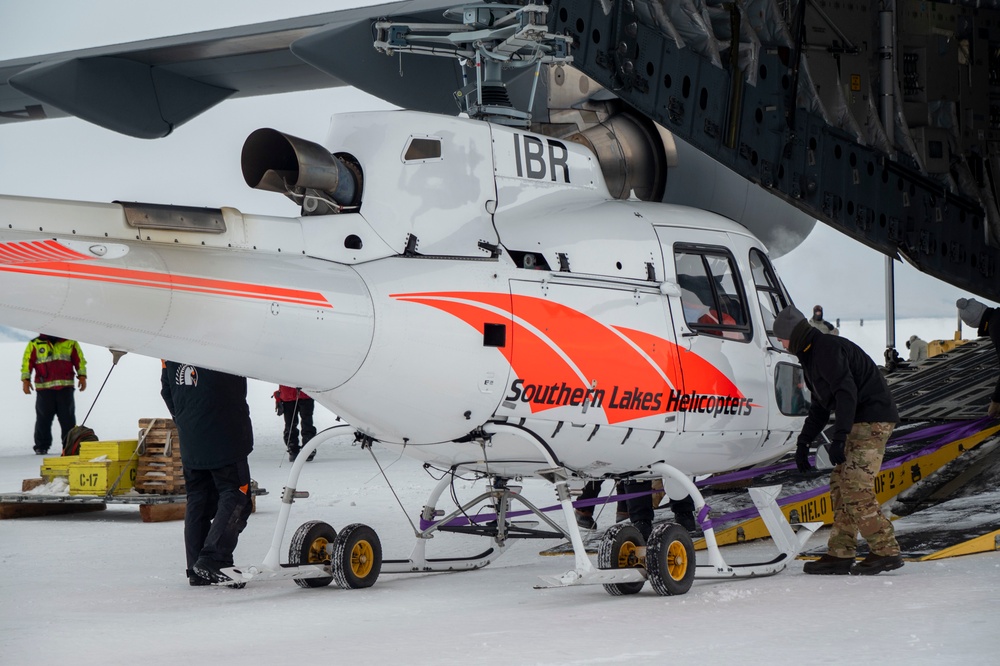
[0,0,989,324]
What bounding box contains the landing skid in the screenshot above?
[227,422,820,595]
[533,464,822,593]
[226,425,573,585]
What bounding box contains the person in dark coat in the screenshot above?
[160,361,254,587]
[574,479,656,539]
[273,385,317,462]
[772,306,903,576]
[956,297,1000,417]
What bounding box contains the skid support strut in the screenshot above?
[225,425,354,583]
[650,463,821,579]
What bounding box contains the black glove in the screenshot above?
[795,443,811,472]
[828,439,846,466]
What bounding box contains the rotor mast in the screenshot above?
[374,3,572,128]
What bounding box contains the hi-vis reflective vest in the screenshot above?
[21,337,87,390]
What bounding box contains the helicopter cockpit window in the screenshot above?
[775,362,811,416]
[402,137,443,163]
[674,246,751,342]
[749,249,791,347]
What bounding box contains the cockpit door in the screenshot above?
[655,228,768,451]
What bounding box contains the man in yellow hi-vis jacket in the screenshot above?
[21,334,87,454]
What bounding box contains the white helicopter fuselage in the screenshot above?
[0,110,804,480]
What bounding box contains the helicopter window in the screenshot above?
[749,249,791,346]
[674,247,750,342]
[774,362,811,416]
[402,137,443,163]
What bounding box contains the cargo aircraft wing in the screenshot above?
[0,0,468,139]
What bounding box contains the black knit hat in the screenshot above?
[773,306,807,339]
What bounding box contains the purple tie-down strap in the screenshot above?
[707,484,832,527]
[887,419,970,446]
[695,418,989,488]
[417,489,653,531]
[702,419,998,528]
[418,419,999,531]
[881,417,997,470]
[697,504,713,531]
[695,460,792,487]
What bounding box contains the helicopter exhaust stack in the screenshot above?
[241,128,361,214]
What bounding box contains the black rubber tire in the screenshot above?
[332,523,382,590]
[646,522,695,596]
[288,520,336,588]
[597,523,646,596]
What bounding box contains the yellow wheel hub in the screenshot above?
[308,538,331,564]
[350,540,375,577]
[616,541,644,568]
[666,540,688,580]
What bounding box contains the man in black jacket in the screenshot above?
[161,361,254,587]
[956,297,1000,417]
[772,306,903,576]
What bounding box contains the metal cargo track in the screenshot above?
[887,338,999,421]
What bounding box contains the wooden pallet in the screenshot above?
[2,479,265,522]
[135,418,185,494]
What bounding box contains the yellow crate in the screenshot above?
[68,460,138,496]
[78,440,140,462]
[40,455,80,480]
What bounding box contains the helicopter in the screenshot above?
[0,2,822,595]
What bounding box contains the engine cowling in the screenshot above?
[566,109,669,202]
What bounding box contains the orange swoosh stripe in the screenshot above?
[393,291,745,424]
[0,241,333,308]
[612,325,686,389]
[0,239,90,265]
[394,294,587,413]
[614,325,742,396]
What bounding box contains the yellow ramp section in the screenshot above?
[920,530,1000,561]
[694,424,1000,551]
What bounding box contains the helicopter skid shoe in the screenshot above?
[221,562,331,584]
[535,566,647,589]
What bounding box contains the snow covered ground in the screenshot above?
[1,338,998,666]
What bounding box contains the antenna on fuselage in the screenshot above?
[373,3,572,128]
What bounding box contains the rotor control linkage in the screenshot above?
[373,3,573,127]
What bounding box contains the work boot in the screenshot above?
[575,510,597,530]
[632,520,652,541]
[674,511,697,532]
[802,553,854,575]
[186,568,211,587]
[850,553,904,576]
[193,558,246,589]
[306,449,316,462]
[287,445,300,462]
[33,446,49,455]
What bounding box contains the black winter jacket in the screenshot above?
[794,325,899,445]
[160,362,254,469]
[977,307,1000,402]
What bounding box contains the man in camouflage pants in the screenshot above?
[772,306,903,575]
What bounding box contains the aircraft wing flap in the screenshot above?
[0,1,457,135]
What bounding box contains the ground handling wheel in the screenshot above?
[332,523,382,589]
[597,523,647,596]
[645,522,695,596]
[288,520,337,588]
